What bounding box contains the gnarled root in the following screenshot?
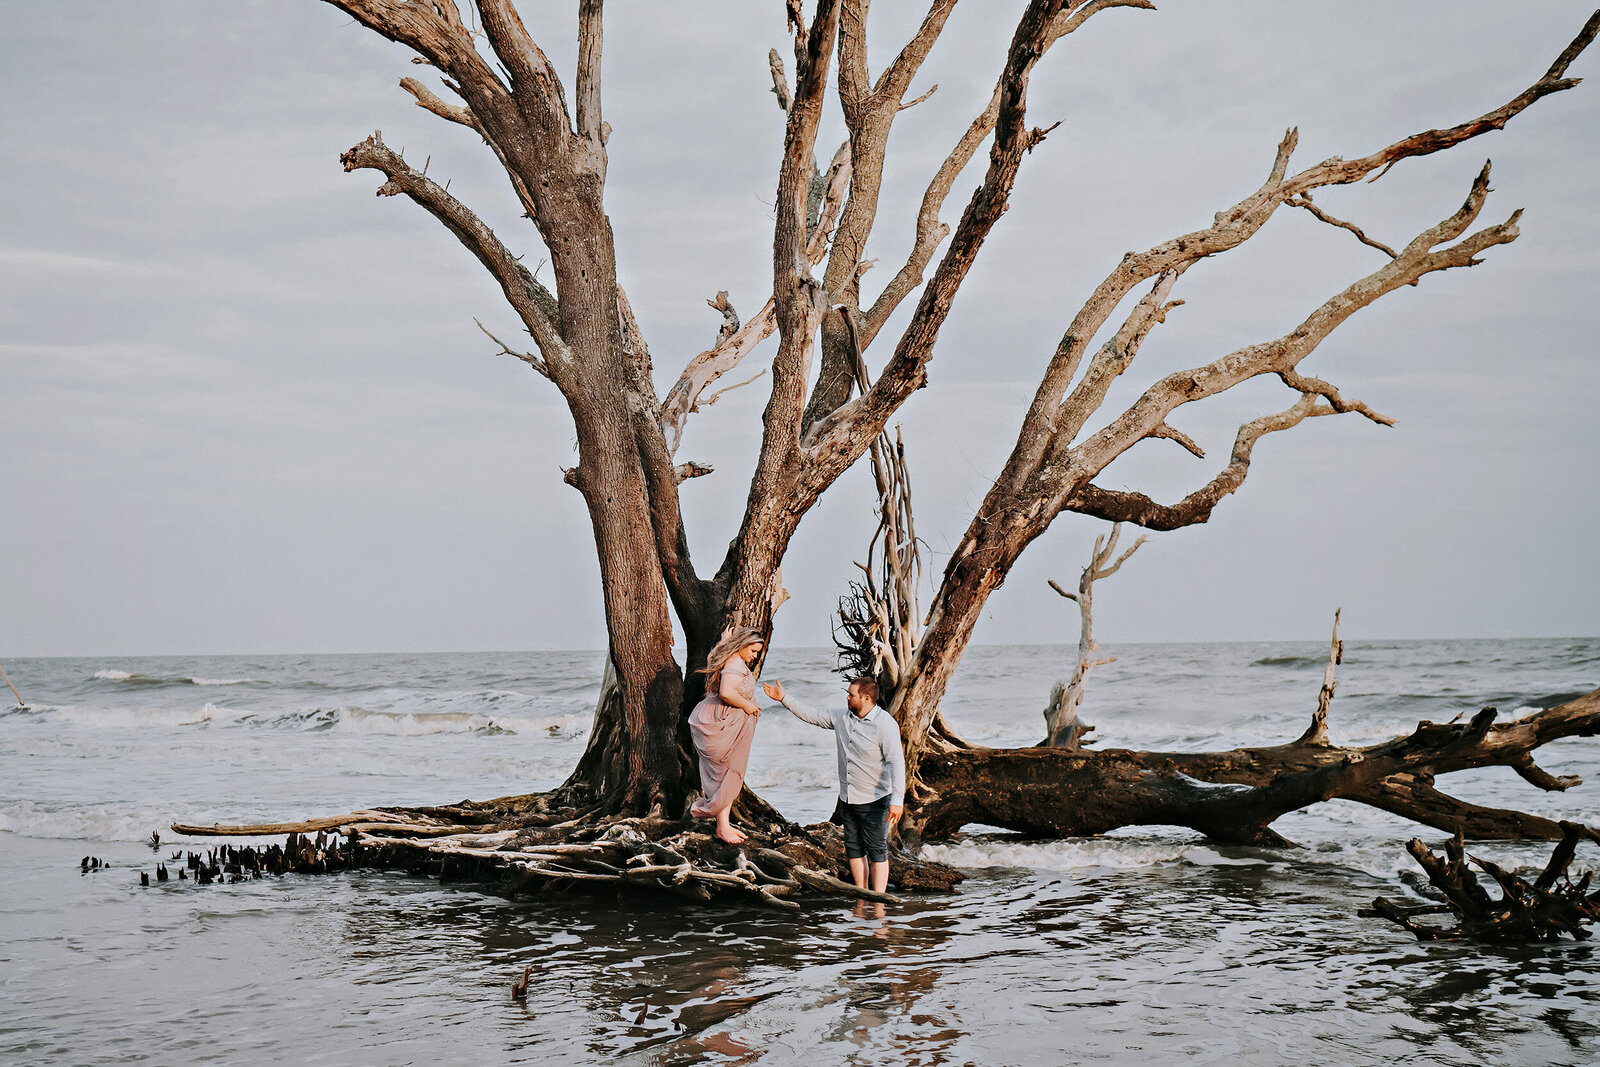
[1361,823,1600,942]
[168,794,963,908]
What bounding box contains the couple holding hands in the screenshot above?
[686,626,905,895]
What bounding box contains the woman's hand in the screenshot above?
[761,680,785,703]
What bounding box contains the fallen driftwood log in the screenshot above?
[1361,822,1600,942]
[168,798,963,909]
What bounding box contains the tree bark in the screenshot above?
[306,1,1599,837]
[914,687,1600,846]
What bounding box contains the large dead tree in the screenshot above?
[282,1,1599,858]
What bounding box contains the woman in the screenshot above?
[688,626,765,844]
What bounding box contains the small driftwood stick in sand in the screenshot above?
[171,812,411,836]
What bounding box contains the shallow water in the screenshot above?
[3,640,1599,1064]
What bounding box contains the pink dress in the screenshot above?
[688,655,757,818]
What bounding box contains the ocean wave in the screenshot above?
[0,799,175,843]
[284,707,528,737]
[1250,656,1323,669]
[92,669,258,687]
[924,836,1193,872]
[747,763,836,791]
[10,701,591,738]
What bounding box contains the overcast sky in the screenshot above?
[3,1,1597,657]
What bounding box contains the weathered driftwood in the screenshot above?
[1041,523,1146,749]
[1361,823,1600,942]
[0,661,25,709]
[913,683,1600,848]
[167,803,963,909]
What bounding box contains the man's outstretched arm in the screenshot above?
[762,681,835,729]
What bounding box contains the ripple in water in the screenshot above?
[2,640,1599,1063]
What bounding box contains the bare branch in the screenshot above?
[674,461,714,483]
[340,132,568,368]
[1094,528,1147,580]
[576,0,604,143]
[476,319,549,379]
[475,0,576,139]
[1287,193,1398,258]
[806,155,854,262]
[1042,520,1145,747]
[859,0,1156,347]
[808,0,1077,473]
[400,76,476,129]
[699,367,769,410]
[1149,422,1205,458]
[1068,162,1518,495]
[659,299,778,456]
[1277,368,1396,426]
[1511,752,1584,792]
[898,83,939,111]
[1297,609,1342,745]
[768,48,792,112]
[708,291,740,346]
[798,0,961,432]
[1065,394,1335,530]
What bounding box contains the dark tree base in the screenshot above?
[168,795,964,909]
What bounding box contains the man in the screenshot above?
[761,675,904,895]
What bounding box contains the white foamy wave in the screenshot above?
[304,707,545,737]
[91,669,258,687]
[748,763,835,791]
[924,836,1193,872]
[31,702,249,729]
[0,799,174,843]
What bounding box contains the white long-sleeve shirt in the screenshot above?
[780,693,905,807]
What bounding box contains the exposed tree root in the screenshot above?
[170,796,964,908]
[1361,823,1600,942]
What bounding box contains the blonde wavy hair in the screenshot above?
[700,626,764,695]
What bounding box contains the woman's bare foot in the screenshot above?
[714,823,747,845]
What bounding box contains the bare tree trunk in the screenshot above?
[304,1,1599,839]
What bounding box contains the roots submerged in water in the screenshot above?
[1362,823,1600,942]
[164,795,965,909]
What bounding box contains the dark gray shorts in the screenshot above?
[840,794,891,862]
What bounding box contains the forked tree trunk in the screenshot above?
[308,1,1598,841]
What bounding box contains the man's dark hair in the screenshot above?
[848,676,881,707]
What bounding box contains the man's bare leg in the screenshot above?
[870,859,889,894]
[848,856,868,888]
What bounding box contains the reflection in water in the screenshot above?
[9,825,1600,1063]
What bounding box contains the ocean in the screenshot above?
[3,638,1599,1064]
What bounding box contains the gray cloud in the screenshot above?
[2,2,1596,656]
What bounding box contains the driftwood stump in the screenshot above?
[1362,823,1600,942]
